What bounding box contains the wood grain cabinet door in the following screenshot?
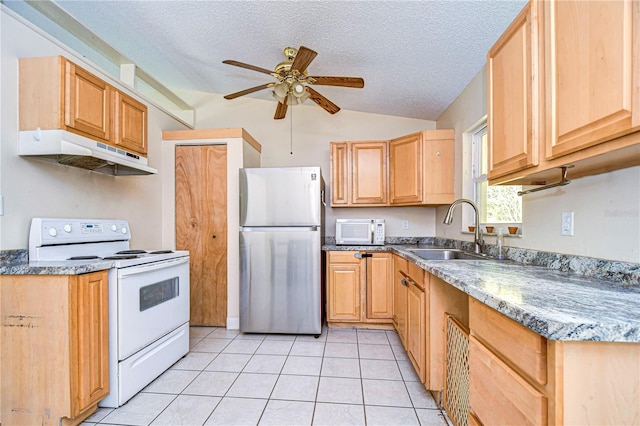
[114,91,147,155]
[406,280,426,382]
[487,2,539,179]
[351,142,388,205]
[64,60,112,142]
[393,255,409,347]
[543,0,640,159]
[330,142,349,205]
[365,253,393,320]
[72,271,109,416]
[327,261,362,322]
[176,145,228,326]
[389,133,423,204]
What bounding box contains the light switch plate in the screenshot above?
[561,211,574,236]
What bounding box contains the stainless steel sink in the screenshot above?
[407,248,491,260]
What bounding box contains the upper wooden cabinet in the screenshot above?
[352,142,388,205]
[19,56,148,156]
[330,141,388,206]
[330,129,454,207]
[114,91,147,155]
[543,0,639,159]
[488,0,640,185]
[487,2,539,180]
[389,130,455,205]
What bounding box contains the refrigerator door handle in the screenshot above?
[240,226,319,232]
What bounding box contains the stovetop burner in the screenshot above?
[116,250,147,255]
[67,255,101,261]
[103,255,140,260]
[150,250,174,254]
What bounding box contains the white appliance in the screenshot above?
[29,218,189,407]
[239,167,324,335]
[335,218,385,245]
[19,128,157,175]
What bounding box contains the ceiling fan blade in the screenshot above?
[309,76,365,88]
[223,83,271,100]
[306,87,340,114]
[291,46,318,74]
[222,60,274,75]
[274,102,288,120]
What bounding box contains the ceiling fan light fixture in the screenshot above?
[273,82,289,98]
[291,81,306,98]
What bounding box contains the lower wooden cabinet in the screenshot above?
[469,335,548,425]
[326,251,392,326]
[1,271,109,425]
[393,255,408,346]
[406,272,427,382]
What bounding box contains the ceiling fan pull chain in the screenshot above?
[290,106,293,155]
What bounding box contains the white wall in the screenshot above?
[179,90,439,238]
[0,10,188,250]
[436,65,640,263]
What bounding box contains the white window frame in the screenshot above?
[462,118,522,234]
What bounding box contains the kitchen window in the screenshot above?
[471,123,522,227]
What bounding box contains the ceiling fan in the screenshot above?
[222,46,364,119]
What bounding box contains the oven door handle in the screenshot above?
[117,256,189,278]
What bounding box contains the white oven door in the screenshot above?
[118,257,189,360]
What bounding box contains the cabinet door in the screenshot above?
[72,271,109,415]
[366,253,393,320]
[351,142,388,205]
[389,133,423,204]
[393,255,408,347]
[64,60,111,141]
[488,3,539,179]
[327,261,362,322]
[330,142,349,205]
[544,0,639,159]
[176,145,228,326]
[114,91,147,155]
[407,281,426,382]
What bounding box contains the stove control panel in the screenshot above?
[30,218,131,248]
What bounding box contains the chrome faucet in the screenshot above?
[443,199,484,254]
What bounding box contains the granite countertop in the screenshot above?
[0,253,116,276]
[324,244,640,343]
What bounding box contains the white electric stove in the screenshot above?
[29,218,190,407]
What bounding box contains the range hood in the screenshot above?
[18,129,157,175]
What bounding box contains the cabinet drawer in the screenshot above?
[469,336,547,425]
[470,298,546,385]
[408,262,425,290]
[328,251,358,264]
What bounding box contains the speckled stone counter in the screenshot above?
[323,243,640,343]
[0,248,115,275]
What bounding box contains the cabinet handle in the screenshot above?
[354,253,362,259]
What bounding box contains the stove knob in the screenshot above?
[110,224,118,232]
[121,227,128,234]
[63,224,72,233]
[48,227,57,237]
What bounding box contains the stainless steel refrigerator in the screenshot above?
[239,167,324,335]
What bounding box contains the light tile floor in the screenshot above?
[83,326,451,426]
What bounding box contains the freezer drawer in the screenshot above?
[240,227,321,334]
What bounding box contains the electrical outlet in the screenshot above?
[402,220,409,230]
[0,195,4,216]
[561,211,574,236]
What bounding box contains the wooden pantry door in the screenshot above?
[176,145,227,326]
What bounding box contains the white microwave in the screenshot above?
[335,219,385,246]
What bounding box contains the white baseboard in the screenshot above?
[226,317,240,330]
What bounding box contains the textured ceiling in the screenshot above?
[7,0,527,120]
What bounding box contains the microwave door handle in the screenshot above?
[370,221,375,244]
